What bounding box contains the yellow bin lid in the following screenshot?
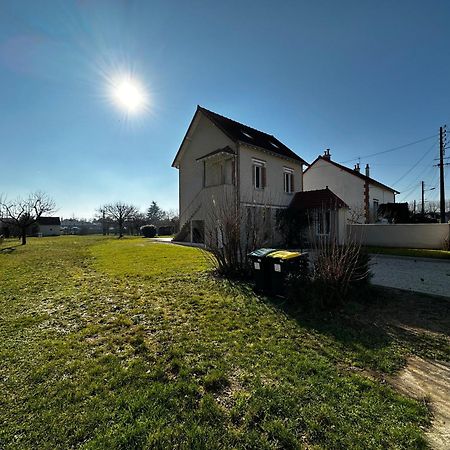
[267,250,301,260]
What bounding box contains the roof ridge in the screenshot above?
[316,156,399,194]
[198,105,279,139]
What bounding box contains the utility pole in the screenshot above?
[439,126,447,223]
[421,181,425,215]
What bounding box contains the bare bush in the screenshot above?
[310,236,371,307]
[203,193,273,278]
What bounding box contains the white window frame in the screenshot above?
[283,168,294,194]
[252,159,266,190]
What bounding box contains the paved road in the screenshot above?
[370,254,450,298]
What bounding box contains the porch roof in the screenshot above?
[196,145,236,162]
[290,188,348,210]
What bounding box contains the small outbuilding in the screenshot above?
[289,188,349,244]
[34,217,61,237]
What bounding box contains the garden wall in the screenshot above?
[347,223,450,249]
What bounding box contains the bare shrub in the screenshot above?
[310,236,371,308]
[203,193,273,278]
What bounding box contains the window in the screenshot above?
[316,210,331,235]
[253,160,266,189]
[242,130,253,139]
[283,169,294,193]
[373,199,379,221]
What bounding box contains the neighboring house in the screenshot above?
[172,106,307,245]
[289,188,349,244]
[303,150,399,223]
[34,217,61,236]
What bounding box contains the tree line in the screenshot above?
[0,190,178,245]
[97,201,178,238]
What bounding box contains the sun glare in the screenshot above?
[111,77,148,114]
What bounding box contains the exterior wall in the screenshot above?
[348,223,450,249]
[304,159,365,218]
[177,113,236,227]
[368,185,395,222]
[37,224,61,236]
[239,143,303,207]
[304,159,395,223]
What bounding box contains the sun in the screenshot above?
[112,77,148,114]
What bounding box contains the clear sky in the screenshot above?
[1,0,449,218]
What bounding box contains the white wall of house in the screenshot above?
[239,143,303,207]
[177,113,236,226]
[368,184,395,222]
[37,225,61,236]
[348,223,450,249]
[303,158,395,223]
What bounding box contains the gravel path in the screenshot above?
[387,357,450,450]
[370,254,450,298]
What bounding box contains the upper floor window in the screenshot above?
[253,159,266,189]
[283,168,294,193]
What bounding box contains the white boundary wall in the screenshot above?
[347,223,450,249]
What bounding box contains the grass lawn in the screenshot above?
[1,236,448,449]
[365,246,450,260]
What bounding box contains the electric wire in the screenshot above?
[339,134,438,164]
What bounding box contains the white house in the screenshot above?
[172,106,307,245]
[34,217,61,236]
[303,150,399,224]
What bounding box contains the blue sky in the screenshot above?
[1,0,449,218]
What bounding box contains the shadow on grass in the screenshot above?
[220,277,450,371]
[0,244,20,254]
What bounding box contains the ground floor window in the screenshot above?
[316,210,331,235]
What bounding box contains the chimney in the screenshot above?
[365,163,370,177]
[354,163,360,173]
[322,148,331,160]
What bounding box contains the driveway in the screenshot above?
[370,254,450,298]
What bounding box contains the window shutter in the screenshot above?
[231,159,236,185]
[291,174,294,192]
[262,166,266,188]
[252,165,256,187]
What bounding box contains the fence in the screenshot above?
[347,223,450,249]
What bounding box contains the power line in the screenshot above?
[391,140,438,187]
[339,133,438,164]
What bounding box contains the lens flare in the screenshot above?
[111,76,148,114]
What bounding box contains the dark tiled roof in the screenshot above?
[305,156,399,194]
[196,146,235,161]
[198,106,307,164]
[289,188,348,210]
[37,217,61,226]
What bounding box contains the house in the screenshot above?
[303,150,399,223]
[172,106,307,245]
[34,217,61,236]
[288,188,349,244]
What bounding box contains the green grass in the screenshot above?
[366,246,450,259]
[1,236,447,449]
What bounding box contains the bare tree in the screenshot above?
[102,202,138,238]
[0,191,56,245]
